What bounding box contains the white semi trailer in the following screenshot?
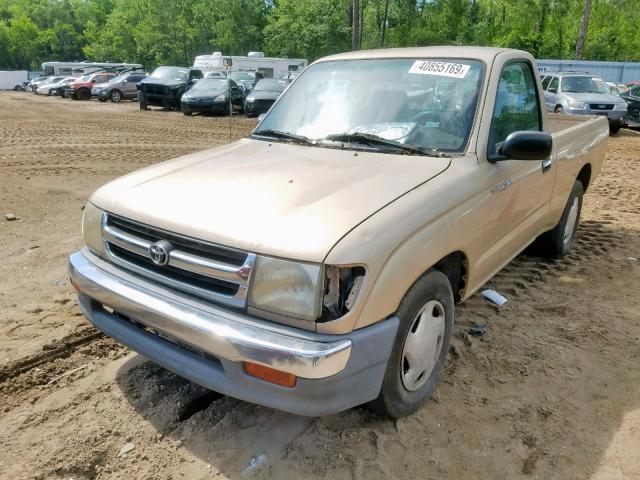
[0,70,28,90]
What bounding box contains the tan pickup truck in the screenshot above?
[69,47,608,418]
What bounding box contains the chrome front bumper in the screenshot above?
[69,250,398,415]
[68,250,351,379]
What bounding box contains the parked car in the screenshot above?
[92,70,147,103]
[67,72,117,100]
[229,71,263,97]
[138,66,203,110]
[180,78,244,115]
[31,76,65,95]
[620,84,640,127]
[244,78,288,117]
[204,71,226,79]
[50,78,77,98]
[541,72,627,133]
[27,76,49,92]
[606,82,628,95]
[37,76,73,95]
[70,47,608,419]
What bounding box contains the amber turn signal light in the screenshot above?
[243,362,297,388]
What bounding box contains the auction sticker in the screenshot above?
[409,60,470,78]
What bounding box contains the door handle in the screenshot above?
[542,158,552,173]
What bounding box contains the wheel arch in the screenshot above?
[577,163,592,192]
[431,250,469,302]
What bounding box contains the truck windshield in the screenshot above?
[151,66,189,81]
[561,76,609,94]
[253,58,484,153]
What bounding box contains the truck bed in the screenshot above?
[546,112,603,135]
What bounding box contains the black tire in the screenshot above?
[183,110,192,116]
[371,270,454,419]
[609,122,622,134]
[110,89,123,103]
[535,180,583,257]
[76,88,90,101]
[555,106,564,114]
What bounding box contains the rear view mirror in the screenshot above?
[495,131,552,161]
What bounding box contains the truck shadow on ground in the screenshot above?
[115,219,640,479]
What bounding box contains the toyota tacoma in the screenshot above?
[69,47,607,418]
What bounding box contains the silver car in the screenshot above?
[541,72,627,133]
[91,71,147,103]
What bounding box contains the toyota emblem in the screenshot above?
[149,240,173,266]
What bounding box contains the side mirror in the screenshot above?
[257,113,266,122]
[492,131,552,162]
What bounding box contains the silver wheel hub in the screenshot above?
[563,197,579,245]
[401,300,446,392]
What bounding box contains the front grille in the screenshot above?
[254,99,275,111]
[144,84,168,96]
[589,104,614,110]
[103,214,255,308]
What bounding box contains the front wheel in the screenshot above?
[371,270,454,419]
[535,180,583,257]
[110,89,122,103]
[76,88,90,101]
[554,105,564,114]
[609,122,622,134]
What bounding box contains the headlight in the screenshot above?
[246,96,255,102]
[567,101,586,109]
[614,103,628,111]
[248,256,321,321]
[82,202,105,256]
[214,94,226,102]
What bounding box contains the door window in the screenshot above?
[547,77,559,93]
[489,61,541,154]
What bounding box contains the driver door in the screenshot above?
[473,61,556,283]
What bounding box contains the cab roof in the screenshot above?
[316,46,519,64]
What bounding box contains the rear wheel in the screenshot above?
[371,270,454,419]
[535,180,583,257]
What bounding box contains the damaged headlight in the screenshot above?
[248,257,322,321]
[82,202,105,256]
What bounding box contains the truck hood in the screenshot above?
[90,138,450,262]
[139,77,185,88]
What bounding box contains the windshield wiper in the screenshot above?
[252,129,314,145]
[322,132,442,157]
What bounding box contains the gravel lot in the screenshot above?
[1,91,639,480]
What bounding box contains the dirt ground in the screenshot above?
[0,91,639,480]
